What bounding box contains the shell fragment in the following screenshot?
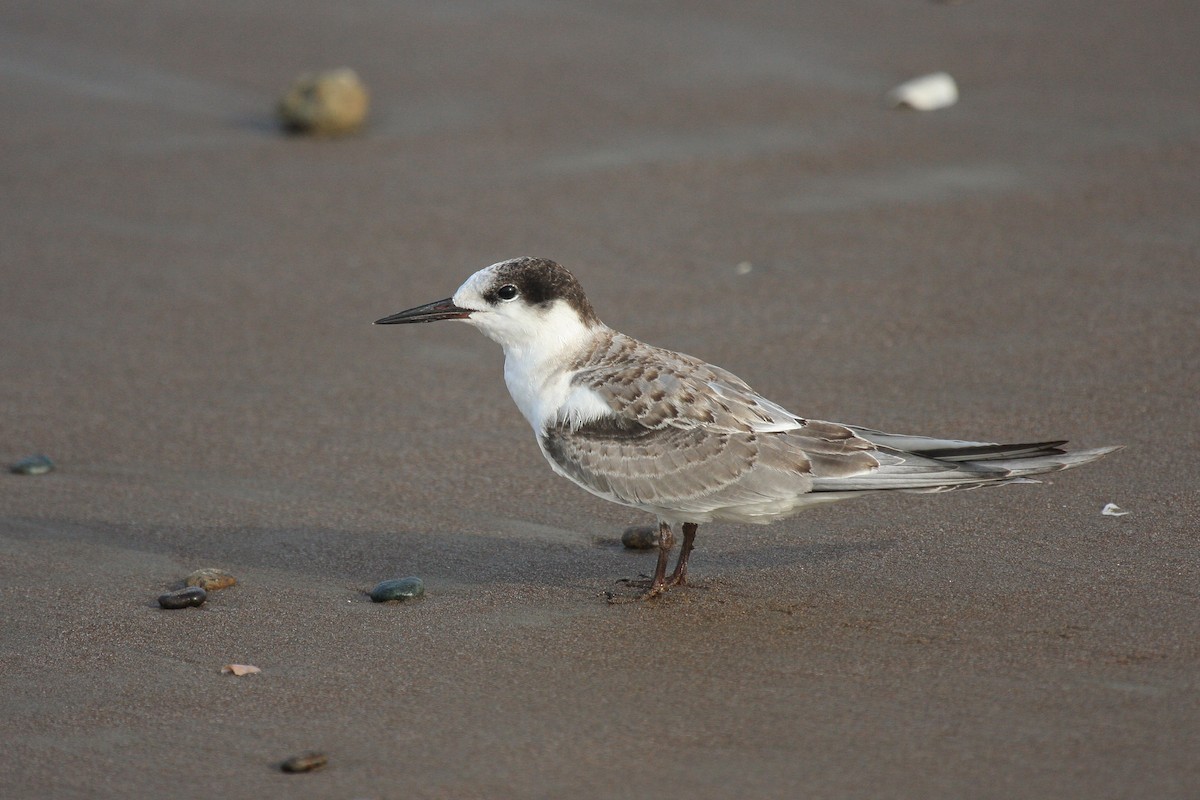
[886,72,959,110]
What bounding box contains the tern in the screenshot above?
[377,257,1120,598]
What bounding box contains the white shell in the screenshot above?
[886,72,959,110]
[1101,502,1130,517]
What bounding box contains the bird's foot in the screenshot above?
[606,573,680,603]
[605,587,668,603]
[607,521,696,603]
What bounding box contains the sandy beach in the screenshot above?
[2,2,1198,797]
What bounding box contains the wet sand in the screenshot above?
[2,2,1198,797]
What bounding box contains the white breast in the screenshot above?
[498,306,613,432]
[504,353,613,432]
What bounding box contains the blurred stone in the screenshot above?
[10,454,54,475]
[277,68,369,136]
[369,576,425,602]
[186,568,237,591]
[621,525,673,550]
[280,752,327,773]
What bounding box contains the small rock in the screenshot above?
[158,586,207,609]
[278,67,369,136]
[621,525,673,550]
[280,752,328,773]
[10,454,54,475]
[186,568,237,591]
[369,576,425,602]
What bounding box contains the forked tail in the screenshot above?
[811,429,1122,494]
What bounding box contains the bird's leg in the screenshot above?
[666,522,698,587]
[638,522,697,600]
[643,521,675,598]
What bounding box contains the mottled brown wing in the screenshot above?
[546,333,881,514]
[570,332,836,433]
[540,417,880,515]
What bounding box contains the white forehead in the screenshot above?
[452,262,505,306]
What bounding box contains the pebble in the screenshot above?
[185,568,237,591]
[369,576,425,602]
[10,454,54,475]
[280,752,328,773]
[278,67,369,136]
[621,525,673,549]
[158,586,207,609]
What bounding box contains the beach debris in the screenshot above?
[735,261,754,275]
[158,586,207,609]
[9,454,55,475]
[369,576,425,602]
[280,752,328,773]
[186,568,237,592]
[278,67,369,136]
[221,663,261,676]
[621,525,674,550]
[886,72,958,110]
[1101,502,1130,517]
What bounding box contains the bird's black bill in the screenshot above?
[374,298,472,325]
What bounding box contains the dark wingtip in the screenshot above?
[918,440,1071,461]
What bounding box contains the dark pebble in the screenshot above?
[10,454,54,475]
[158,586,207,609]
[621,525,672,550]
[281,752,328,773]
[369,576,425,602]
[185,568,237,591]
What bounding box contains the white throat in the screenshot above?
[489,304,610,432]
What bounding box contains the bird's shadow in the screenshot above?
[4,514,893,594]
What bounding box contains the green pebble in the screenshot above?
[369,577,425,602]
[10,454,54,475]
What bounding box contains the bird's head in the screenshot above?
[376,257,602,353]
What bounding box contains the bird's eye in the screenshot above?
[496,284,518,301]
